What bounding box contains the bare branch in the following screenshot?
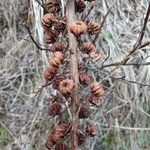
[81,2,95,21]
[102,62,150,68]
[24,24,50,51]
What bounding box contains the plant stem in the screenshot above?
[66,0,79,149]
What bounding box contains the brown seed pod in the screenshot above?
[49,42,65,52]
[45,0,60,13]
[49,96,60,103]
[54,17,66,32]
[48,102,62,117]
[44,29,59,43]
[87,22,100,35]
[90,82,105,97]
[85,124,97,137]
[41,13,55,29]
[53,51,64,61]
[50,51,64,67]
[43,65,57,80]
[75,0,86,13]
[77,132,85,145]
[55,144,67,150]
[45,135,55,150]
[89,51,101,61]
[52,75,65,89]
[81,42,96,54]
[89,95,102,107]
[58,79,74,96]
[69,21,87,37]
[79,106,91,119]
[51,124,71,143]
[79,72,91,85]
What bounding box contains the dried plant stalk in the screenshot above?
[66,0,79,149]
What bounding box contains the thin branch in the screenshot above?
[81,2,95,21]
[34,81,52,96]
[102,41,150,68]
[101,48,111,67]
[92,0,117,44]
[112,76,150,87]
[103,62,150,68]
[24,24,49,51]
[101,124,150,131]
[138,41,150,49]
[97,70,150,87]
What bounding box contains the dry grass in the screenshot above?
[0,0,150,150]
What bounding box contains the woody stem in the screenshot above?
[66,0,79,149]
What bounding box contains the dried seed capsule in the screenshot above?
[45,0,60,13]
[50,57,62,67]
[45,135,55,150]
[79,106,90,119]
[55,144,67,150]
[90,82,105,97]
[89,51,101,61]
[77,132,85,145]
[44,29,59,43]
[58,79,74,96]
[41,13,55,29]
[50,51,64,67]
[81,42,96,54]
[69,21,87,37]
[79,72,91,85]
[75,0,86,13]
[85,124,97,137]
[54,17,66,32]
[90,82,100,92]
[51,124,71,143]
[45,124,70,150]
[43,65,57,80]
[52,75,65,89]
[87,22,100,35]
[89,95,102,107]
[53,51,64,61]
[49,42,65,52]
[48,102,62,117]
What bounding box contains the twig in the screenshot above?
[101,41,150,68]
[97,70,150,87]
[81,2,95,21]
[34,81,52,96]
[101,48,111,67]
[92,0,117,44]
[24,24,49,51]
[112,76,150,87]
[102,62,150,68]
[101,123,150,131]
[139,41,150,49]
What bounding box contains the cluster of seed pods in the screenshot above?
[40,0,105,149]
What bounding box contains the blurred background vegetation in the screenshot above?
[0,0,150,149]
